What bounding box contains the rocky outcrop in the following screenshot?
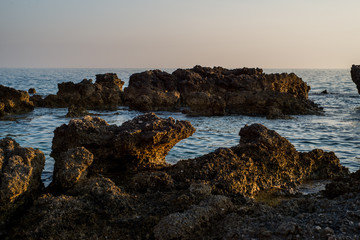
[169,124,348,197]
[4,116,356,239]
[0,138,45,225]
[34,73,124,110]
[123,70,181,111]
[28,88,36,94]
[153,195,233,240]
[351,64,360,94]
[10,176,136,240]
[51,113,196,174]
[323,169,360,199]
[51,147,93,190]
[123,66,321,118]
[0,85,34,117]
[65,105,90,117]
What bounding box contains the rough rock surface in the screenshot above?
[0,138,45,225]
[34,73,124,110]
[351,64,360,94]
[51,113,196,173]
[124,66,321,117]
[154,195,233,240]
[0,85,34,117]
[123,70,181,111]
[3,116,357,239]
[169,124,348,197]
[51,147,93,190]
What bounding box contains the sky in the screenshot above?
[0,0,360,69]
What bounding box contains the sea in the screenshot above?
[0,68,359,186]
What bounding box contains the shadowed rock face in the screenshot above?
[32,73,124,110]
[51,113,196,174]
[0,85,34,117]
[124,66,320,118]
[351,64,360,94]
[0,138,44,224]
[65,105,90,118]
[169,124,348,197]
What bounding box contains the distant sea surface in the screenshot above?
[0,68,359,185]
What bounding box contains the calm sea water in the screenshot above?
[0,68,359,185]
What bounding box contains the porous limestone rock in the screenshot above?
[169,123,348,197]
[0,85,34,117]
[51,147,93,190]
[0,138,45,224]
[51,113,196,174]
[123,66,321,118]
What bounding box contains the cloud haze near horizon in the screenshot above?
[1,0,360,69]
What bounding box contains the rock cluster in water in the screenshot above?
[124,66,320,118]
[0,85,34,117]
[5,64,360,119]
[2,113,357,239]
[31,73,125,110]
[1,65,318,119]
[351,64,360,94]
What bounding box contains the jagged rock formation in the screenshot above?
[32,73,124,110]
[3,115,356,239]
[0,85,34,117]
[51,113,196,173]
[124,66,321,118]
[0,138,45,225]
[351,64,360,94]
[169,123,348,197]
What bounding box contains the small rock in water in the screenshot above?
[321,90,328,94]
[28,88,36,94]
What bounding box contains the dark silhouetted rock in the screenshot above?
[0,85,34,117]
[51,113,196,174]
[169,124,348,197]
[11,176,135,240]
[351,64,360,94]
[123,66,321,117]
[35,73,125,110]
[65,105,90,117]
[321,90,328,94]
[153,195,233,240]
[0,138,45,225]
[323,169,360,198]
[28,88,36,94]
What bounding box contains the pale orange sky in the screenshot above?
[1,0,360,68]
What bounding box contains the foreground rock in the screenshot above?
[124,66,321,118]
[0,85,34,117]
[5,115,356,239]
[0,138,45,226]
[33,73,124,110]
[51,113,196,175]
[351,64,360,94]
[169,123,348,197]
